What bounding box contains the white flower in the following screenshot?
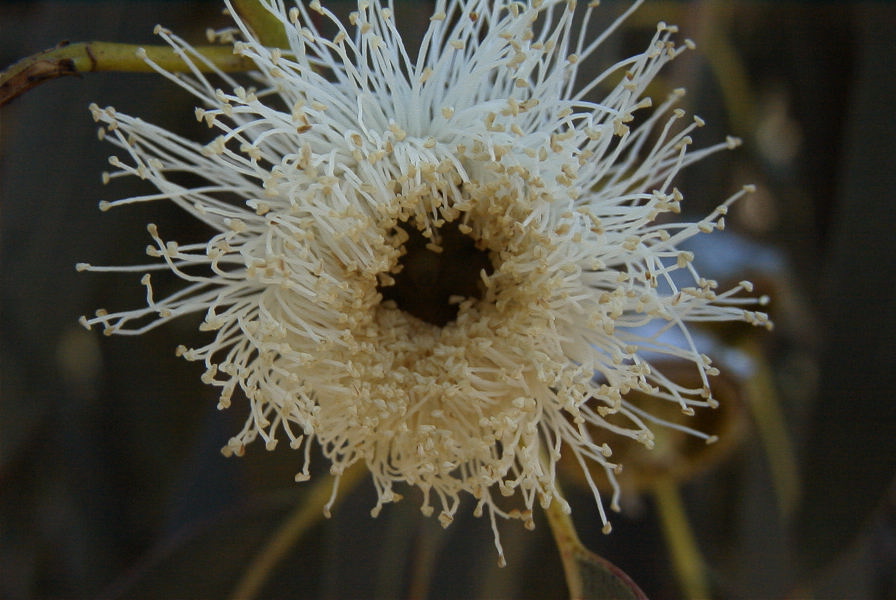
[79,0,770,564]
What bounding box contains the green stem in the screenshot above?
[652,476,711,599]
[0,42,255,107]
[545,497,589,599]
[742,339,800,517]
[698,5,756,137]
[228,462,368,600]
[544,496,648,600]
[0,0,290,106]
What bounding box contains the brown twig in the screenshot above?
[0,41,255,107]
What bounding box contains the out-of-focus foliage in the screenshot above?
[1,2,894,599]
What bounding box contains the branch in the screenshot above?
[0,41,255,107]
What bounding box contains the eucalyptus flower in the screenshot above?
[79,0,769,564]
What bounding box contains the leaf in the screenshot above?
[103,463,366,600]
[231,0,290,49]
[102,491,310,600]
[792,3,896,578]
[571,549,650,600]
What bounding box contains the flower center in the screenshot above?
[379,221,494,327]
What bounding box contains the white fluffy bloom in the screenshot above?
[79,0,770,563]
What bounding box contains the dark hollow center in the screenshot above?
[379,221,494,327]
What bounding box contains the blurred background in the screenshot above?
[1,1,894,598]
